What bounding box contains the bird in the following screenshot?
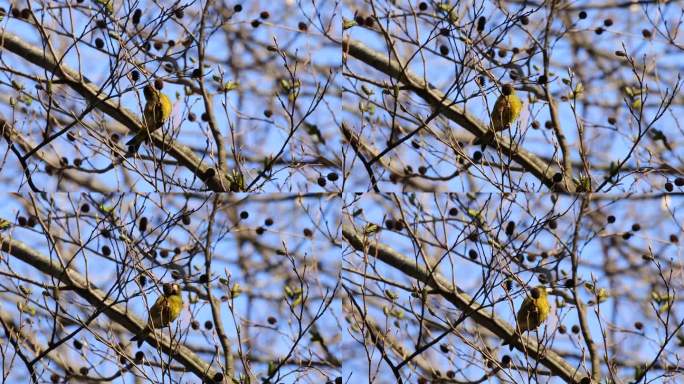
[475,83,522,151]
[131,282,183,347]
[505,285,551,350]
[126,84,172,151]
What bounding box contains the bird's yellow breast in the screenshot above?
[166,294,183,319]
[159,93,172,122]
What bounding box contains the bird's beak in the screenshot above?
[545,288,553,293]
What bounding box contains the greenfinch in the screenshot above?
[476,83,522,150]
[126,84,172,151]
[507,285,551,350]
[131,282,183,347]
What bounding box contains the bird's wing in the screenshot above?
[516,296,540,331]
[148,296,169,328]
[491,96,508,131]
[159,297,173,325]
[152,98,165,129]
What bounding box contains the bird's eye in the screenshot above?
[531,288,540,299]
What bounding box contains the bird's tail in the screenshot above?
[472,130,495,151]
[130,326,150,348]
[502,325,522,351]
[501,335,516,351]
[125,132,146,152]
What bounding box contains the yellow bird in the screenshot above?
[131,282,183,347]
[476,83,522,150]
[516,285,551,332]
[505,285,551,350]
[126,84,172,151]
